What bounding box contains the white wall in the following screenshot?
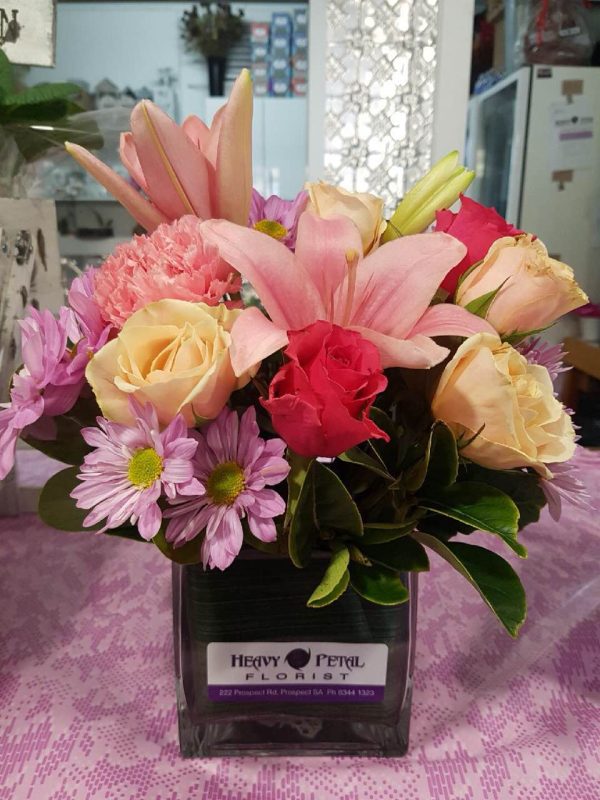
[26,1,294,122]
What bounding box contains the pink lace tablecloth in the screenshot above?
[1,455,599,800]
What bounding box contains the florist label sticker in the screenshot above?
[207,642,388,703]
[549,100,595,172]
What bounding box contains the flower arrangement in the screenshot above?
[180,2,245,59]
[1,70,591,638]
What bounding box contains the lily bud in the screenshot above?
[382,152,475,242]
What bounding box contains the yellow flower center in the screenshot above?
[207,461,245,505]
[253,219,288,240]
[128,447,163,488]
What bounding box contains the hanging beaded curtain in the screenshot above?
[323,0,439,212]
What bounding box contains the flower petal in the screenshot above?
[65,142,168,232]
[408,303,496,338]
[200,219,325,329]
[247,514,277,542]
[230,307,289,377]
[351,232,467,337]
[215,69,253,225]
[130,100,213,219]
[295,212,363,313]
[349,326,449,369]
[119,132,148,192]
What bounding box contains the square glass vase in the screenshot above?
[172,551,418,758]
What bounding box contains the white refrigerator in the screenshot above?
[465,65,600,306]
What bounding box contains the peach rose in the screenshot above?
[456,235,588,335]
[431,332,576,473]
[86,300,252,425]
[307,181,387,254]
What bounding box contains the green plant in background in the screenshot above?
[180,2,245,59]
[0,50,102,195]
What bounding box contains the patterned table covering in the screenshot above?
[1,454,599,800]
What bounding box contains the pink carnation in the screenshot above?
[94,215,242,328]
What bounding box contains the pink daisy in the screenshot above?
[517,336,569,384]
[0,307,88,480]
[248,188,308,249]
[67,268,113,351]
[71,399,201,540]
[541,446,598,521]
[93,215,242,329]
[165,406,290,570]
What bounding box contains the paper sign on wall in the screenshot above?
[549,100,595,172]
[0,1,56,67]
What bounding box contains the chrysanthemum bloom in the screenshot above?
[517,336,569,384]
[71,400,201,539]
[94,216,242,328]
[165,406,290,570]
[67,268,113,350]
[541,446,597,521]
[0,307,87,480]
[248,189,308,249]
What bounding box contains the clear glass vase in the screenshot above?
[172,551,418,757]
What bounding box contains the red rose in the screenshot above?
[435,195,523,294]
[261,321,389,458]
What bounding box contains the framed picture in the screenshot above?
[0,0,56,67]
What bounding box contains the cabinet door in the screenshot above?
[521,66,600,301]
[262,98,308,200]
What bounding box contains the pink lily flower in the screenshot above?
[65,70,253,231]
[200,213,495,376]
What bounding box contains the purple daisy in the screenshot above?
[540,446,597,521]
[0,306,89,480]
[71,399,201,540]
[248,188,308,249]
[165,406,290,571]
[517,336,570,384]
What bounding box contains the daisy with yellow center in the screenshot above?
[247,188,308,249]
[71,398,201,540]
[165,407,290,570]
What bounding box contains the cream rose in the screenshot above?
[456,235,588,335]
[86,300,252,426]
[431,332,576,473]
[307,181,387,254]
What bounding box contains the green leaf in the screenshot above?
[9,116,103,163]
[413,532,527,636]
[362,536,430,572]
[362,519,418,545]
[403,435,432,492]
[418,481,525,556]
[38,466,93,532]
[422,422,459,490]
[456,258,483,290]
[3,82,81,107]
[37,466,144,542]
[349,562,409,605]
[465,466,546,529]
[502,327,549,346]
[285,451,313,528]
[153,527,203,564]
[464,279,509,318]
[307,546,350,607]
[368,407,400,470]
[338,446,393,480]
[288,460,318,568]
[0,49,13,96]
[23,415,91,466]
[243,524,286,556]
[314,461,363,538]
